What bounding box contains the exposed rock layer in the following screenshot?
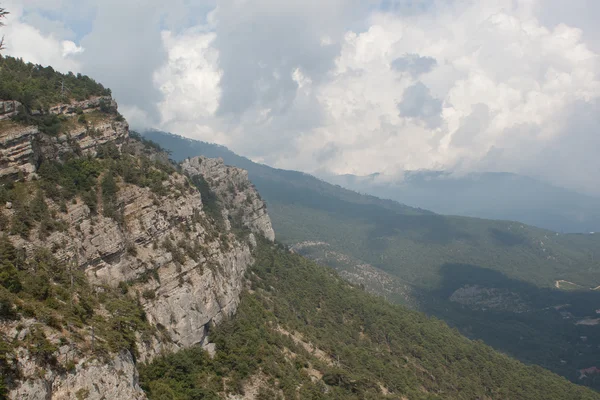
[0,96,127,180]
[182,156,275,242]
[1,97,275,399]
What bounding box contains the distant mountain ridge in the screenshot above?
[320,170,600,233]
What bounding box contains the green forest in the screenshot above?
[140,241,600,399]
[0,55,110,109]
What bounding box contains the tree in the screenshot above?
[0,6,8,52]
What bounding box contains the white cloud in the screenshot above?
[2,1,80,72]
[61,40,83,57]
[273,0,600,195]
[3,0,600,195]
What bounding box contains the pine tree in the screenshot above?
[0,5,8,52]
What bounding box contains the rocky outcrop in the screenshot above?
[2,96,276,398]
[0,97,127,180]
[182,156,275,242]
[0,124,37,179]
[0,100,22,121]
[48,96,116,116]
[8,171,256,361]
[449,285,530,313]
[9,351,145,400]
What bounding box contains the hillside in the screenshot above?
[322,171,600,234]
[143,130,600,389]
[140,241,600,400]
[0,57,276,398]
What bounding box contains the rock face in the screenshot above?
[8,170,261,357]
[1,97,275,398]
[48,96,115,116]
[0,100,22,121]
[0,124,37,179]
[182,156,275,242]
[0,96,127,180]
[10,351,145,400]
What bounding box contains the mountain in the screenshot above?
[143,129,600,390]
[321,171,600,233]
[2,57,599,399]
[0,57,275,398]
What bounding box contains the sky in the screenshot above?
[2,0,600,196]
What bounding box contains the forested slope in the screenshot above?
[140,241,600,400]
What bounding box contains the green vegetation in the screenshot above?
[0,6,8,52]
[0,55,110,110]
[140,241,600,400]
[189,173,222,225]
[0,56,114,135]
[143,130,600,391]
[0,235,155,381]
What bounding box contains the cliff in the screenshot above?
[182,156,275,242]
[0,95,274,399]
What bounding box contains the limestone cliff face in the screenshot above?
[0,100,22,121]
[9,349,145,400]
[0,96,127,180]
[0,97,275,398]
[182,156,275,242]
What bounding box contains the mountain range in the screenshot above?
[321,170,600,234]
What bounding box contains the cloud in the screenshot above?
[211,0,348,118]
[61,40,83,57]
[1,1,80,72]
[4,0,600,195]
[451,103,491,147]
[75,0,170,124]
[391,53,437,77]
[397,82,443,128]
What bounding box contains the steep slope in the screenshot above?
[0,58,274,399]
[322,171,600,233]
[142,130,600,389]
[139,241,600,400]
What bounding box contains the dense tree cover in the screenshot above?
[0,56,115,136]
[140,241,600,399]
[0,55,110,109]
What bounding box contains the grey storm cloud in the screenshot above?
[397,82,442,128]
[314,142,340,163]
[75,0,168,122]
[476,98,600,196]
[212,0,345,119]
[391,53,437,77]
[530,99,600,195]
